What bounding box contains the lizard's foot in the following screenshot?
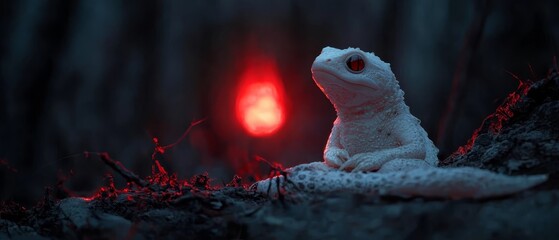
[340,153,387,172]
[324,148,349,168]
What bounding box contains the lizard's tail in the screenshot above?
[253,163,548,200]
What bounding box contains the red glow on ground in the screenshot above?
[236,56,285,137]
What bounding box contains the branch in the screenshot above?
[96,152,148,187]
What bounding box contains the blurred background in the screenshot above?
[1,0,558,204]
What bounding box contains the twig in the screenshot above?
[255,155,301,204]
[95,152,148,187]
[152,118,207,158]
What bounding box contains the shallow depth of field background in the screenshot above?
[1,0,558,204]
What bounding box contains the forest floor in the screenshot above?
[1,71,559,239]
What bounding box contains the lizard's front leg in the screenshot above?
[340,117,427,172]
[323,118,349,168]
[340,144,426,172]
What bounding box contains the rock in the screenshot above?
[90,213,133,239]
[442,71,559,181]
[244,191,559,239]
[57,198,133,238]
[0,219,47,240]
[58,198,92,229]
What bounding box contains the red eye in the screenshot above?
[345,54,365,73]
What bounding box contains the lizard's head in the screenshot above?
[311,47,400,107]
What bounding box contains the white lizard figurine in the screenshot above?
[314,47,438,172]
[253,47,547,199]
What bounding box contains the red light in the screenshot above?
[236,56,285,137]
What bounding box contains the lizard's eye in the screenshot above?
[345,54,365,73]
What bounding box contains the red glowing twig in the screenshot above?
[85,151,148,187]
[151,118,207,159]
[150,118,206,182]
[254,155,284,176]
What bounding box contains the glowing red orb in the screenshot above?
[236,57,285,137]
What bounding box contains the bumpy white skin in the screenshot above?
[313,47,438,172]
[253,47,547,199]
